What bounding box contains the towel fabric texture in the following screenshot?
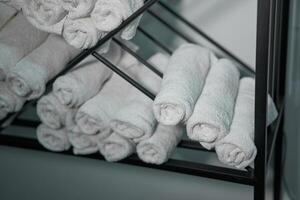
[153,43,217,125]
[0,13,48,81]
[186,58,240,150]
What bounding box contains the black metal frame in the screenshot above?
[0,0,289,199]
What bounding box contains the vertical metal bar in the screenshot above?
[273,0,290,198]
[254,0,274,199]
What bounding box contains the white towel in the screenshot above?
[75,55,140,135]
[110,53,169,143]
[22,0,68,34]
[98,132,135,162]
[67,125,108,155]
[186,58,240,150]
[7,34,79,100]
[61,0,96,19]
[0,13,48,81]
[37,93,76,130]
[0,83,25,120]
[0,3,17,30]
[137,124,184,165]
[153,44,217,125]
[37,124,71,152]
[62,17,106,50]
[215,77,278,169]
[52,42,122,108]
[90,0,144,40]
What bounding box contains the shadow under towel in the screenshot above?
[37,124,71,152]
[53,42,122,108]
[0,13,48,81]
[153,44,217,125]
[215,77,278,169]
[137,124,184,165]
[0,2,17,30]
[110,53,169,143]
[7,34,80,100]
[0,83,25,120]
[22,0,68,34]
[186,58,240,150]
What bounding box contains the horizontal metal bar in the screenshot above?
[157,1,255,75]
[178,140,214,152]
[0,134,254,185]
[92,51,156,100]
[112,38,163,78]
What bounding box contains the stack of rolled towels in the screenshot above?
[34,43,278,169]
[1,0,145,50]
[0,5,278,168]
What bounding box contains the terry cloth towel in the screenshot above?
[0,13,48,81]
[67,125,108,155]
[61,0,96,19]
[75,68,138,136]
[37,124,71,152]
[7,34,79,100]
[52,42,122,108]
[215,77,278,169]
[98,132,135,162]
[90,0,144,40]
[37,93,77,130]
[22,0,68,34]
[110,53,169,143]
[62,17,106,50]
[186,58,240,150]
[153,43,217,125]
[0,3,17,30]
[0,83,25,120]
[137,124,184,165]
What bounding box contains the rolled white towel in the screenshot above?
[0,3,17,30]
[215,77,278,169]
[0,83,25,120]
[90,0,144,40]
[22,0,68,34]
[37,93,77,130]
[75,54,140,135]
[67,125,109,155]
[7,34,79,100]
[0,13,48,81]
[52,42,122,108]
[37,124,71,152]
[186,58,240,150]
[153,44,217,125]
[98,132,135,162]
[62,17,106,50]
[110,53,169,143]
[76,69,138,136]
[137,124,184,165]
[61,0,96,19]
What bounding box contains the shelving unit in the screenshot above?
[0,0,290,199]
